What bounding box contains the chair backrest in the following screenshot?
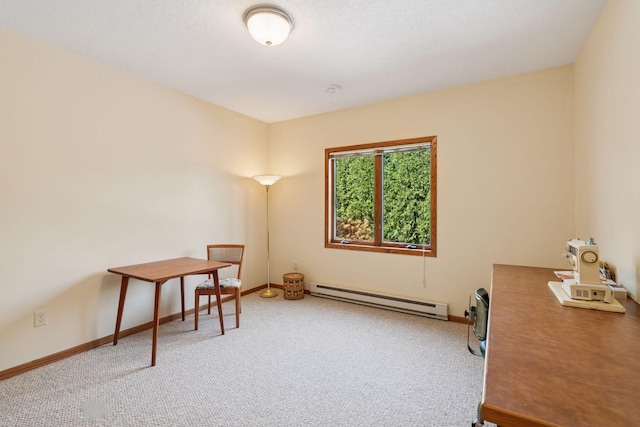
[465,287,490,358]
[207,244,245,280]
[473,288,489,342]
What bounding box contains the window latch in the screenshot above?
[406,244,417,249]
[341,240,350,244]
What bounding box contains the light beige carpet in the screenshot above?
[0,292,486,426]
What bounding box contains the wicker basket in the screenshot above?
[283,272,305,300]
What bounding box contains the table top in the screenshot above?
[483,264,640,426]
[108,257,231,282]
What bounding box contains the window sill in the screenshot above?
[325,241,436,257]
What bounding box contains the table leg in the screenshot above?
[213,270,225,335]
[113,276,129,345]
[151,281,164,367]
[180,277,185,321]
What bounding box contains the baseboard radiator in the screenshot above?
[309,282,448,320]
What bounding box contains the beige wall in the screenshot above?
[268,65,576,318]
[6,0,638,374]
[574,0,640,300]
[0,28,270,371]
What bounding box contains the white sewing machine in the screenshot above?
[562,238,613,303]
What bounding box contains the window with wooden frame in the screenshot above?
[325,136,437,256]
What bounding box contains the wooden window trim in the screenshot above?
[324,136,437,257]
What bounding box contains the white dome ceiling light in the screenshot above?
[243,5,293,47]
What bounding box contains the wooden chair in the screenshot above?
[194,244,244,331]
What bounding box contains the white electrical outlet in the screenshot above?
[293,261,298,271]
[34,310,47,327]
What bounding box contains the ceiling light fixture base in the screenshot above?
[324,84,342,95]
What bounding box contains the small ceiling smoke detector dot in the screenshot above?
[324,84,342,95]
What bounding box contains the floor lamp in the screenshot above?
[252,174,281,298]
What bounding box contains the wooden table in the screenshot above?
[108,257,231,366]
[483,264,640,426]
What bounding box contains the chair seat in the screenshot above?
[196,278,242,290]
[195,244,244,331]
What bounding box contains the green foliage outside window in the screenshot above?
[383,150,431,245]
[335,156,374,241]
[334,149,431,245]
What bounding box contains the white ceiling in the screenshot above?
[0,0,607,123]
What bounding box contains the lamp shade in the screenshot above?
[244,6,292,46]
[252,174,282,186]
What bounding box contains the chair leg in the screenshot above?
[214,280,224,336]
[207,295,211,314]
[235,288,241,328]
[194,291,199,331]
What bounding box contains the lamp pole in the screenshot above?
[252,175,281,298]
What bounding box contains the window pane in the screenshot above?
[325,136,437,256]
[334,156,375,241]
[382,150,431,245]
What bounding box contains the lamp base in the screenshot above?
[259,288,278,298]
